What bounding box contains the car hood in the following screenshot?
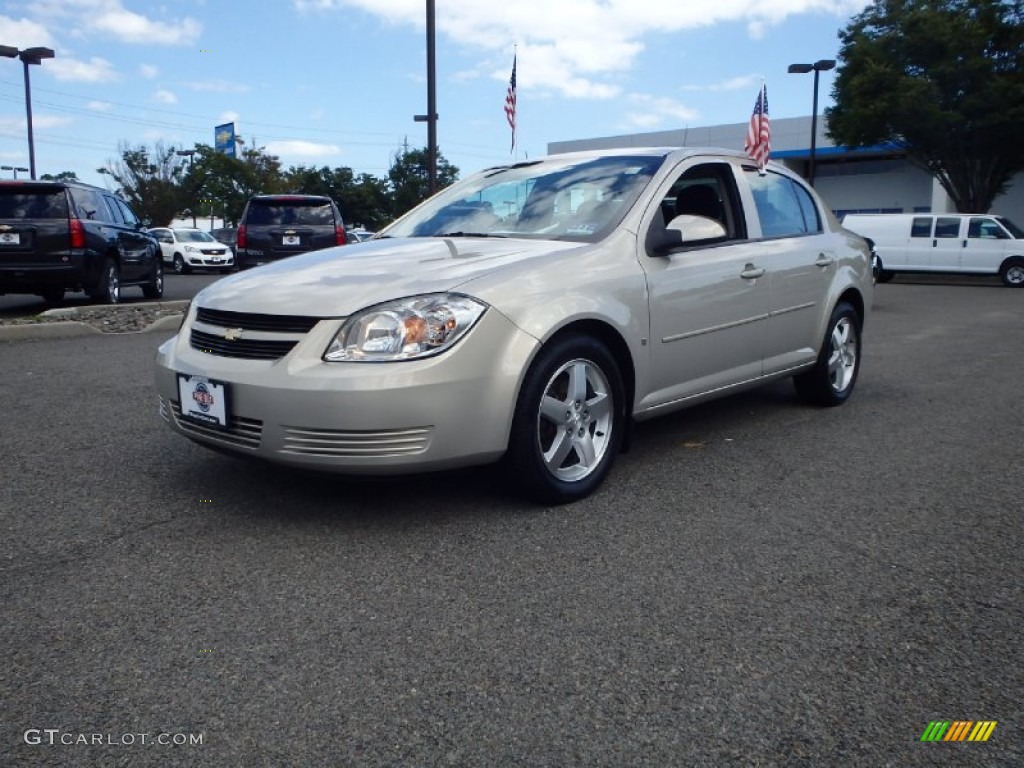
[193,237,584,316]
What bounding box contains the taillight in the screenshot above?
[236,224,247,248]
[336,225,347,246]
[69,218,86,249]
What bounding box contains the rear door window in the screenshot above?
[0,189,69,219]
[68,186,108,221]
[746,170,818,238]
[934,217,960,238]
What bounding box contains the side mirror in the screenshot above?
[648,214,727,255]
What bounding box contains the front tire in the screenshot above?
[794,302,862,407]
[999,258,1024,287]
[90,258,121,305]
[505,335,625,504]
[172,253,189,275]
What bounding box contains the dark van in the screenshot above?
[0,180,162,304]
[235,194,346,269]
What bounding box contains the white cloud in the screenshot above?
[182,80,251,93]
[264,140,342,159]
[623,94,700,130]
[218,111,241,125]
[294,0,871,99]
[153,89,177,104]
[19,1,201,46]
[139,64,159,79]
[0,15,54,48]
[0,115,73,132]
[87,100,113,111]
[47,56,118,83]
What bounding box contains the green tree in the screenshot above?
[827,0,1024,212]
[99,141,189,225]
[284,165,393,230]
[40,171,79,181]
[388,148,459,218]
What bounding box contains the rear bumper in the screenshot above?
[0,261,86,292]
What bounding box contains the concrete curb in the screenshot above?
[0,300,188,342]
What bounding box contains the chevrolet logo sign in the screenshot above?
[223,328,244,341]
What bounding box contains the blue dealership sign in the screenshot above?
[215,122,236,157]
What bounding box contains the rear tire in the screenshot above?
[90,258,121,305]
[504,334,625,504]
[794,302,862,407]
[999,258,1024,287]
[142,260,164,299]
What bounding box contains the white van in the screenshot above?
[842,213,1024,287]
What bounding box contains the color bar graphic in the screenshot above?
[920,721,996,742]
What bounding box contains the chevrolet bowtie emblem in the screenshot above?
[224,328,243,341]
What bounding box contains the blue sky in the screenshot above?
[0,0,870,188]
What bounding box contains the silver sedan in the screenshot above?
[155,148,873,503]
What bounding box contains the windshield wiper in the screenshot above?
[434,232,508,238]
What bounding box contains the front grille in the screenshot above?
[166,397,263,449]
[190,328,298,360]
[280,426,433,458]
[196,307,320,333]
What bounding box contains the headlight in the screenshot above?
[324,294,487,362]
[184,245,200,254]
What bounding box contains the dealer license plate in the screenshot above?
[177,374,229,428]
[0,232,20,245]
[283,235,300,246]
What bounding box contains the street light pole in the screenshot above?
[788,59,835,188]
[1,165,29,179]
[413,0,438,195]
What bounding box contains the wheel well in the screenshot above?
[1000,255,1024,269]
[542,320,636,418]
[837,288,865,327]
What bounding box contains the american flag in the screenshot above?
[504,54,517,151]
[744,83,770,168]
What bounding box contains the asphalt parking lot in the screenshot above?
[1,279,1021,767]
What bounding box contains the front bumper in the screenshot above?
[155,307,539,474]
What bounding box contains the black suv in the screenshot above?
[236,194,346,268]
[0,180,162,304]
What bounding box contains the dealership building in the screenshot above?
[549,115,1024,221]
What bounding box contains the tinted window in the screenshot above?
[247,201,335,226]
[103,196,125,224]
[934,217,960,238]
[68,186,108,221]
[746,170,815,237]
[114,199,140,227]
[0,189,69,219]
[911,217,932,237]
[175,229,216,242]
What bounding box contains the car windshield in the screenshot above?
[247,201,334,226]
[175,230,216,243]
[383,154,667,242]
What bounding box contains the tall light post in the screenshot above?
[176,149,197,227]
[1,165,29,179]
[413,0,438,195]
[1,45,56,180]
[788,58,835,188]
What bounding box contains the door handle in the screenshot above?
[740,264,765,280]
[815,253,835,267]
